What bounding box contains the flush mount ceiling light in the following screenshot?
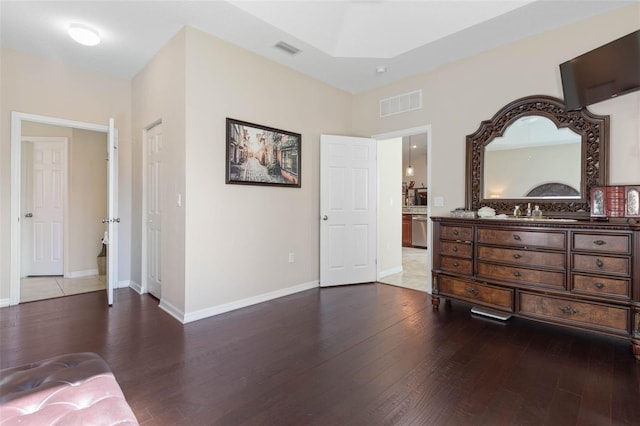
[376,66,387,74]
[68,24,100,46]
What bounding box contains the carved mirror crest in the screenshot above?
[465,95,609,219]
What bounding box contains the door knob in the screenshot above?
[322,215,328,221]
[24,213,33,218]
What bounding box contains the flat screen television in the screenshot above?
[560,30,640,111]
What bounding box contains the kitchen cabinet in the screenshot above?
[402,214,412,247]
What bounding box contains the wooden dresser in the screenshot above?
[431,216,640,360]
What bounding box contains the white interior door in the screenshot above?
[146,122,163,299]
[320,135,377,287]
[24,141,66,276]
[106,118,119,306]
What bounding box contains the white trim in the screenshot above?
[0,299,10,308]
[10,112,109,306]
[378,266,403,279]
[128,281,143,294]
[158,298,185,323]
[65,269,99,278]
[373,125,434,294]
[181,280,319,324]
[117,279,133,289]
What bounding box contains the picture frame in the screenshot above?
[625,185,640,217]
[590,186,607,218]
[226,118,301,188]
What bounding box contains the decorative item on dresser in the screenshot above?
[431,217,640,360]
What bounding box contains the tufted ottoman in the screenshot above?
[0,352,138,425]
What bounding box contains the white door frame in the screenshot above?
[20,136,69,278]
[373,124,433,294]
[10,112,109,305]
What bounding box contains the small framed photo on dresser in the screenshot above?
[590,186,607,218]
[625,185,640,217]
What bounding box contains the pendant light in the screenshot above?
[405,139,414,177]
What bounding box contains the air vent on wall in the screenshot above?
[274,41,301,56]
[380,90,422,117]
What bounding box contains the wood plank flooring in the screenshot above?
[1,284,639,425]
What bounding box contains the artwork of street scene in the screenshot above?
[226,119,301,187]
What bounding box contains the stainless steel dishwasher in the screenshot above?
[411,215,428,248]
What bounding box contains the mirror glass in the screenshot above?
[483,116,581,199]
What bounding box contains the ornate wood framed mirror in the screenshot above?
[465,95,609,219]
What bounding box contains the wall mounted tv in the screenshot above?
[560,30,640,111]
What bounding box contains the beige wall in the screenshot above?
[0,46,132,302]
[377,137,403,278]
[182,27,352,316]
[131,28,187,313]
[352,4,640,220]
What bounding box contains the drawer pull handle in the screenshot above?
[593,240,607,246]
[452,246,458,252]
[596,259,604,268]
[560,305,579,315]
[513,254,522,259]
[466,287,479,296]
[513,271,521,277]
[453,262,460,267]
[594,282,605,289]
[513,234,521,241]
[453,230,459,236]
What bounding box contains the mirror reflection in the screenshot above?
[483,116,581,199]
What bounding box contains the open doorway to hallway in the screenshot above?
[376,127,431,293]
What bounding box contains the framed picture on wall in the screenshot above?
[625,185,640,217]
[225,118,301,188]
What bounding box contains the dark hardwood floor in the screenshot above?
[1,284,639,425]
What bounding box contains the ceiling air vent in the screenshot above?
[274,41,301,56]
[380,90,422,117]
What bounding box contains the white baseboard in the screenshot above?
[379,266,402,279]
[0,298,10,308]
[159,298,186,323]
[182,280,319,324]
[128,281,143,294]
[65,269,99,278]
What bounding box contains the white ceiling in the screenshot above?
[0,1,633,94]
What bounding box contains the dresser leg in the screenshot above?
[431,296,440,310]
[633,341,640,362]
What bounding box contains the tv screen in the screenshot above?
[560,30,640,111]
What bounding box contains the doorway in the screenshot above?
[374,126,432,293]
[10,112,116,306]
[19,124,108,303]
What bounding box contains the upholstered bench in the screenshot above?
[0,352,138,425]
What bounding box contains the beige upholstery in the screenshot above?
[0,352,138,425]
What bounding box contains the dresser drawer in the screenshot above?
[573,233,630,254]
[439,276,513,311]
[518,292,630,335]
[440,241,472,258]
[477,228,565,249]
[478,262,565,288]
[572,254,630,276]
[572,274,630,299]
[440,256,473,275]
[477,246,565,269]
[440,225,473,241]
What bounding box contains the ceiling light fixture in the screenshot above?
[405,139,414,177]
[68,24,101,46]
[376,66,387,74]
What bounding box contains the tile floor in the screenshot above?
[20,275,106,303]
[378,246,428,291]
